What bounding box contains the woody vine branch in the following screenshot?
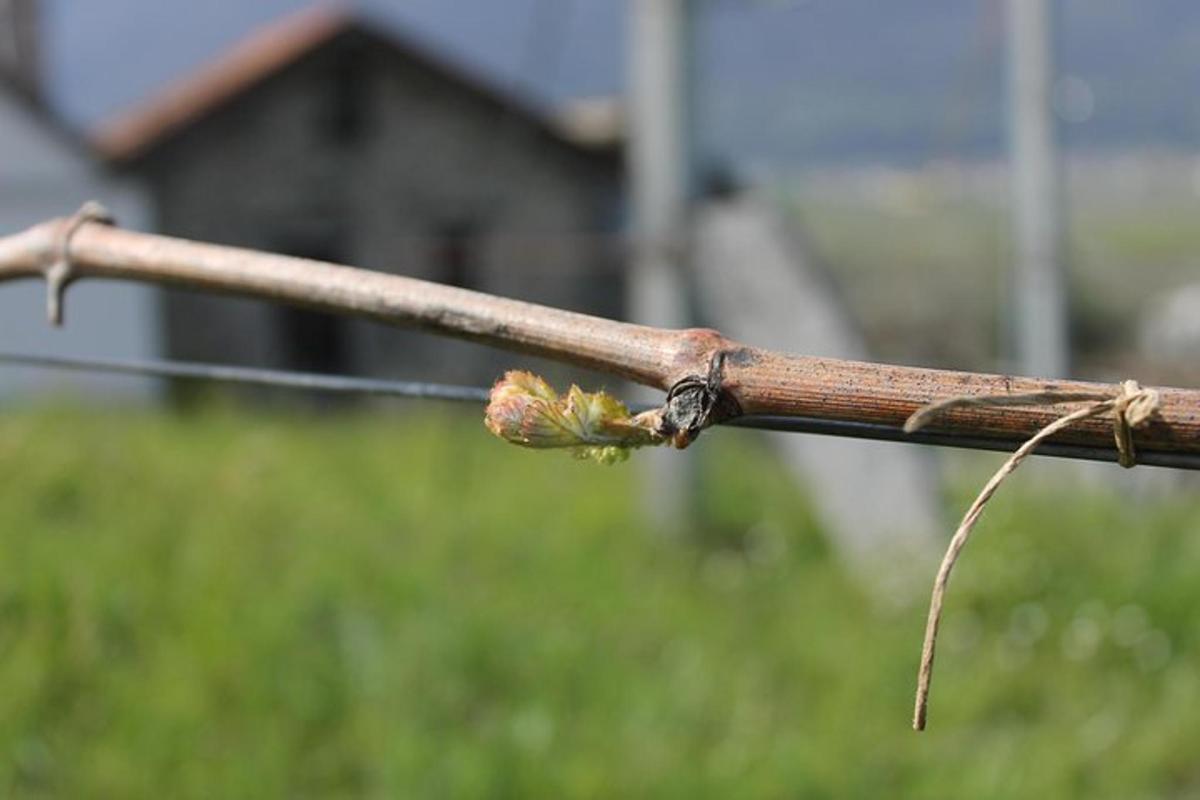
[1,207,1198,459]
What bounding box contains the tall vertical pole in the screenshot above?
[629,0,691,329]
[628,0,695,531]
[1008,0,1068,378]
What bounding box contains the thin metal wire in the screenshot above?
[0,351,490,403]
[1,350,1196,471]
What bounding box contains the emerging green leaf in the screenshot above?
[484,371,665,463]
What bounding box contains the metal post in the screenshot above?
[628,0,696,531]
[1008,0,1068,378]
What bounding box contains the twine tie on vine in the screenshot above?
[906,379,1162,731]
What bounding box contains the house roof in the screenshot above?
[91,5,618,166]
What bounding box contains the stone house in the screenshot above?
[0,0,155,402]
[93,7,624,387]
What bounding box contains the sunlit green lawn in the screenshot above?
[0,406,1197,798]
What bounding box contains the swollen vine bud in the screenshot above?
[484,371,666,464]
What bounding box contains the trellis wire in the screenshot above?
[3,350,1197,471]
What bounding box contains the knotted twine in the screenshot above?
[907,379,1162,731]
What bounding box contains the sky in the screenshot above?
[44,0,993,166]
[43,1,1200,166]
[47,0,624,129]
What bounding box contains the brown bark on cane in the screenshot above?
[1,212,1198,458]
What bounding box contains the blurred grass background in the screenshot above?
[0,405,1198,797]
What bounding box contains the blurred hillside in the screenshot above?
[783,152,1200,379]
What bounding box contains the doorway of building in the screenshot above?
[272,235,350,377]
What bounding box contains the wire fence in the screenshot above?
[3,350,1197,471]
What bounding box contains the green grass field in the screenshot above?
[0,406,1198,798]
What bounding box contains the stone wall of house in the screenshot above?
[143,31,623,387]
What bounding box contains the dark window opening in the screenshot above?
[274,240,349,376]
[323,45,370,146]
[431,221,480,289]
[279,306,347,375]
